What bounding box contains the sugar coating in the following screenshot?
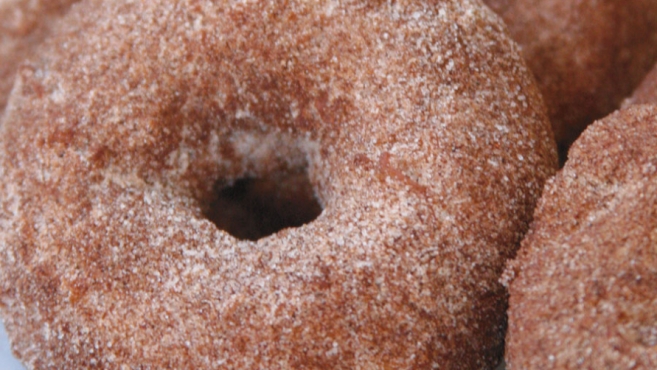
[484,0,657,154]
[0,0,81,115]
[0,0,555,368]
[503,105,657,369]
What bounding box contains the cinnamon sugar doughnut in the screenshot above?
[0,0,80,115]
[503,105,657,369]
[0,0,556,368]
[484,0,657,159]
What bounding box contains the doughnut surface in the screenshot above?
[484,0,657,157]
[0,0,80,115]
[0,0,556,368]
[503,105,657,369]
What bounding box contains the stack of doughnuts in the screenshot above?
[2,0,657,369]
[0,0,556,368]
[499,10,657,369]
[483,3,657,362]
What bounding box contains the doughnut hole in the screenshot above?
[203,168,323,241]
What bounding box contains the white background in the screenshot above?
[0,321,25,370]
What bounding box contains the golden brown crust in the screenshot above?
[484,0,657,157]
[0,0,80,115]
[503,105,657,369]
[0,0,556,368]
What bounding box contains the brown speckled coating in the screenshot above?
[0,0,556,368]
[484,0,657,157]
[503,105,657,369]
[0,0,80,115]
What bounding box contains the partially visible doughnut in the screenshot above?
[503,105,657,369]
[625,63,657,107]
[484,0,657,158]
[0,0,556,368]
[0,0,80,115]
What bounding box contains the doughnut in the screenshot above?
[0,0,80,115]
[483,0,657,159]
[0,0,557,368]
[502,105,657,368]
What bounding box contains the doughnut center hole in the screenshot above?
[204,170,322,241]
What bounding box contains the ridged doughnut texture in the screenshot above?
[0,0,556,368]
[484,0,657,156]
[503,105,657,369]
[0,0,80,114]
